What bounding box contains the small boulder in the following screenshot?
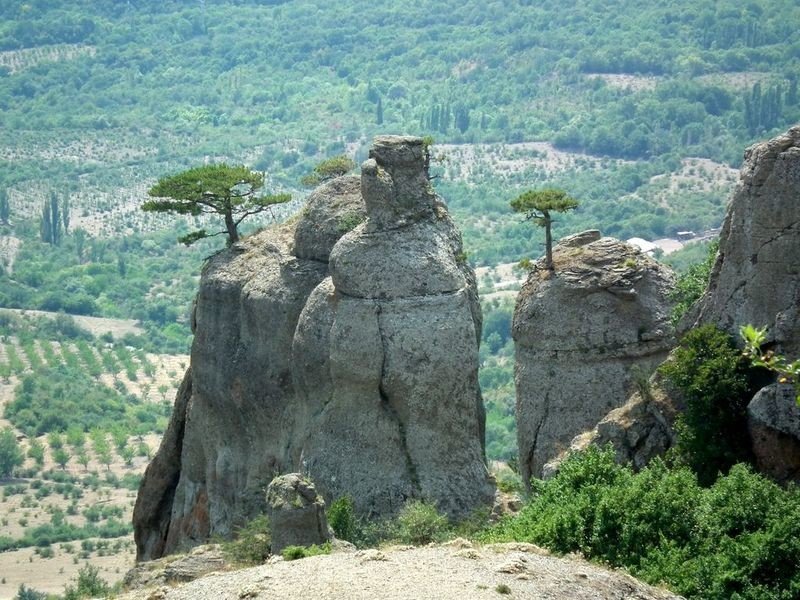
[266,473,332,554]
[748,384,800,483]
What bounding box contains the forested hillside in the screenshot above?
[0,0,798,258]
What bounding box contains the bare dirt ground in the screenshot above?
[585,73,661,92]
[0,308,144,339]
[0,44,96,74]
[437,142,633,182]
[117,542,682,600]
[0,538,134,598]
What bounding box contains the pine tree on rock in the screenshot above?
[511,188,579,270]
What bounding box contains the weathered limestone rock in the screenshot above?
[134,137,493,560]
[549,127,800,478]
[748,384,800,483]
[689,126,800,356]
[123,545,226,590]
[133,179,364,561]
[266,473,331,554]
[688,126,800,480]
[293,135,494,517]
[514,232,675,482]
[542,373,680,478]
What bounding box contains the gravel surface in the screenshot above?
[119,541,683,600]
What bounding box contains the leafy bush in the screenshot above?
[668,240,718,325]
[222,514,271,565]
[281,542,331,561]
[659,325,759,484]
[485,447,800,600]
[394,500,449,546]
[328,496,357,542]
[63,564,109,600]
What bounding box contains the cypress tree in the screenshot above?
[0,189,9,225]
[40,199,52,244]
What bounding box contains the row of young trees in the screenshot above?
[39,192,70,246]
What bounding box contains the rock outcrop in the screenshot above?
[293,136,494,517]
[266,474,331,554]
[133,183,353,560]
[688,126,800,481]
[549,127,800,479]
[134,136,493,561]
[688,126,800,357]
[513,231,675,482]
[542,372,680,478]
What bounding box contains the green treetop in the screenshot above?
[510,188,579,270]
[143,164,291,246]
[300,155,356,187]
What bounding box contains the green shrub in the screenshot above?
[659,324,759,484]
[484,447,800,600]
[222,514,271,565]
[395,500,449,546]
[328,496,357,542]
[281,542,331,561]
[63,564,109,600]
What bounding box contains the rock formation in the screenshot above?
[292,136,494,517]
[688,126,800,357]
[134,136,493,561]
[266,473,331,554]
[133,176,360,561]
[690,127,800,480]
[513,230,675,482]
[548,126,800,479]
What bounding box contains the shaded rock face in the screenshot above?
[293,135,494,517]
[542,372,680,478]
[688,127,800,481]
[513,231,675,482]
[266,473,331,554]
[549,128,800,479]
[134,137,493,561]
[134,177,364,562]
[690,126,800,356]
[748,384,800,483]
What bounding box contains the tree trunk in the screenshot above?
[224,210,238,245]
[544,211,554,270]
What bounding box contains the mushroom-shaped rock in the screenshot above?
[513,232,675,482]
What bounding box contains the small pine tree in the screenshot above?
[510,189,579,270]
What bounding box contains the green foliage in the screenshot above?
[485,447,800,600]
[659,325,758,484]
[6,364,170,436]
[300,155,356,187]
[0,427,24,478]
[510,188,579,269]
[510,189,580,220]
[327,496,357,542]
[394,500,449,546]
[281,542,331,561]
[14,584,47,600]
[63,564,109,600]
[222,514,271,565]
[27,438,45,468]
[669,239,718,325]
[143,164,291,246]
[742,324,800,404]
